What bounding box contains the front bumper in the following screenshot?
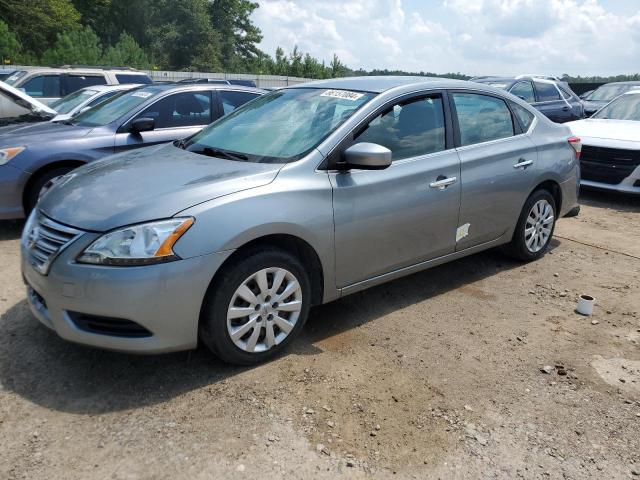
[580,164,640,194]
[21,227,233,354]
[0,163,30,219]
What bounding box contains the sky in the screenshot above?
[252,0,640,76]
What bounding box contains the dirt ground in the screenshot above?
[1,189,639,480]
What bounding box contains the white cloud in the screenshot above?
[253,0,640,76]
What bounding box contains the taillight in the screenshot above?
[568,136,581,159]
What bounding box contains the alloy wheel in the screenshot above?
[524,199,554,253]
[226,267,303,353]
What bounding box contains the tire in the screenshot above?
[199,247,312,365]
[25,167,75,215]
[504,189,557,262]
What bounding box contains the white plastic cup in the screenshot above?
[577,295,595,316]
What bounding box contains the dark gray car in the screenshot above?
[581,81,640,116]
[472,76,584,123]
[0,83,264,218]
[21,77,580,365]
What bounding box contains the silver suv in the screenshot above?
[3,66,152,104]
[21,77,580,364]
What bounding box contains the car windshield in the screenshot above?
[183,88,374,163]
[586,84,637,102]
[72,87,161,126]
[592,94,640,121]
[50,89,98,114]
[3,70,27,86]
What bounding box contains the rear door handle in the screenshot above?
[513,159,533,169]
[429,176,457,189]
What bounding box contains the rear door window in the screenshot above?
[355,95,446,161]
[452,93,515,147]
[62,75,107,96]
[22,75,61,98]
[219,90,261,115]
[136,91,212,128]
[509,82,535,103]
[534,82,561,102]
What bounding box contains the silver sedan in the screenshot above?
[21,76,580,364]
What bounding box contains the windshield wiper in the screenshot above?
[174,138,187,149]
[198,147,248,161]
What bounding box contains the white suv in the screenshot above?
[3,66,152,104]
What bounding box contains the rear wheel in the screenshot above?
[504,189,557,261]
[200,248,311,365]
[25,167,74,214]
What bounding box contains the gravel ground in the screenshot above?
[0,189,639,479]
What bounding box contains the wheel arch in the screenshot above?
[204,233,325,309]
[531,178,562,213]
[23,159,86,210]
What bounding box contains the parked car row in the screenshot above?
[472,74,640,195]
[10,75,581,364]
[0,82,264,218]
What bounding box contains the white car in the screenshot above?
[0,80,56,120]
[567,91,640,194]
[48,84,141,122]
[0,82,139,126]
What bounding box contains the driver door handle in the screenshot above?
[513,159,534,169]
[429,175,457,190]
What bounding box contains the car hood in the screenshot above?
[0,121,94,144]
[40,143,283,231]
[0,80,56,116]
[566,118,640,143]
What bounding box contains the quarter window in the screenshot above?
[452,93,514,147]
[219,90,260,115]
[509,82,535,103]
[534,82,561,102]
[22,75,61,98]
[136,92,212,128]
[355,96,446,161]
[510,102,535,132]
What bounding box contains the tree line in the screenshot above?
[0,0,349,78]
[1,1,639,82]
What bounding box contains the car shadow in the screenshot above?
[579,187,640,213]
[0,219,24,241]
[0,241,558,415]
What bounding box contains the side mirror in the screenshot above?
[341,142,392,170]
[131,117,155,133]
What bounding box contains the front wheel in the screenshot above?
[200,248,311,365]
[504,189,557,261]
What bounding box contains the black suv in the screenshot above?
[472,75,584,123]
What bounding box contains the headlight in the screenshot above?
[77,218,194,266]
[0,147,25,166]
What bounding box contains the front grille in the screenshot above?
[25,213,82,275]
[580,145,640,185]
[68,312,153,338]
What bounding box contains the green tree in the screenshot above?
[0,0,81,57]
[330,54,346,78]
[146,0,221,71]
[288,45,303,77]
[208,0,262,71]
[0,20,21,64]
[102,32,150,69]
[41,25,102,66]
[273,46,289,76]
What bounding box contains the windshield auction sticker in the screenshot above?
[321,89,365,101]
[131,91,153,98]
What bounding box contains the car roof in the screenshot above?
[473,77,518,83]
[602,81,640,86]
[79,84,143,93]
[142,83,266,94]
[286,76,474,94]
[16,67,145,75]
